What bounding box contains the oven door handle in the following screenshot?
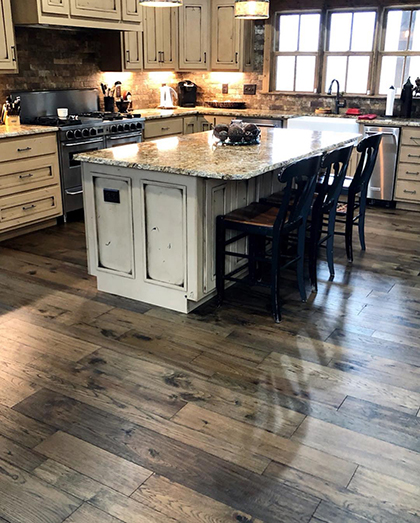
[107,133,142,140]
[65,189,84,196]
[64,138,104,147]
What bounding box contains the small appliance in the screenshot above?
[177,81,197,107]
[159,84,177,109]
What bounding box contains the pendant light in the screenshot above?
[139,0,182,6]
[234,0,269,19]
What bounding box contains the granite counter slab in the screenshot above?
[76,128,360,180]
[0,123,59,139]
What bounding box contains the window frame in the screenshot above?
[322,8,379,95]
[377,7,420,95]
[271,9,323,94]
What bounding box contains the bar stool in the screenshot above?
[335,133,382,262]
[308,144,353,291]
[215,154,322,323]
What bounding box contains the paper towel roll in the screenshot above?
[386,86,395,116]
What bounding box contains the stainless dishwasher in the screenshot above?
[364,125,400,202]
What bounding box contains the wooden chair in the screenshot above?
[215,154,322,323]
[309,144,353,291]
[335,134,382,262]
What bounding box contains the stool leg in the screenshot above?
[297,225,307,302]
[326,210,336,279]
[271,238,281,323]
[309,214,321,292]
[345,195,355,263]
[358,193,367,251]
[215,216,226,306]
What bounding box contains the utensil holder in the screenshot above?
[104,97,115,113]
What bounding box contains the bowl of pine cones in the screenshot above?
[213,121,261,146]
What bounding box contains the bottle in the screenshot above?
[400,77,413,118]
[385,86,395,116]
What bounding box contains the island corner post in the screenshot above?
[78,129,360,313]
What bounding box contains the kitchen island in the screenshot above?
[76,128,359,313]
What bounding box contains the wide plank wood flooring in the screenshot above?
[0,208,419,522]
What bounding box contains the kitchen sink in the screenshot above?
[287,116,360,134]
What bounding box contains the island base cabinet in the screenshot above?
[82,163,282,313]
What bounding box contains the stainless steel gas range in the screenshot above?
[15,89,145,219]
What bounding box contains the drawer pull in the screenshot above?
[161,127,170,131]
[403,189,417,194]
[17,147,32,152]
[410,136,420,140]
[406,171,420,175]
[408,154,420,158]
[22,204,36,211]
[19,173,34,179]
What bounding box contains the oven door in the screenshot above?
[105,132,142,148]
[60,137,105,215]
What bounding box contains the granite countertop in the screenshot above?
[0,122,59,139]
[134,106,420,127]
[75,128,360,180]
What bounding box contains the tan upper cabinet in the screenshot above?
[70,0,121,20]
[0,0,17,73]
[124,31,143,70]
[179,0,209,70]
[143,7,178,69]
[211,0,241,71]
[122,0,142,22]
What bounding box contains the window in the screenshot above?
[379,9,420,94]
[324,10,377,94]
[273,12,321,92]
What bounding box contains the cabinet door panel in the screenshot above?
[0,0,17,71]
[41,0,69,15]
[124,31,143,70]
[70,0,121,20]
[143,7,160,68]
[211,0,240,70]
[179,0,209,70]
[122,0,141,22]
[160,8,177,67]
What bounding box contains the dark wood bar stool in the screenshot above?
[215,154,322,323]
[309,144,353,291]
[335,134,382,262]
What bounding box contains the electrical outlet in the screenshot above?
[243,84,257,95]
[222,84,229,94]
[103,188,120,204]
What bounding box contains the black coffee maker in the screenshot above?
[177,81,197,107]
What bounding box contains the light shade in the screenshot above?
[139,0,181,6]
[234,0,269,19]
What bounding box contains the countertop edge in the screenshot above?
[0,125,59,140]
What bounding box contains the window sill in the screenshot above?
[260,91,389,99]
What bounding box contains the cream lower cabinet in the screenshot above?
[0,0,17,73]
[0,133,62,238]
[82,163,281,312]
[143,7,178,69]
[179,0,209,71]
[395,127,420,204]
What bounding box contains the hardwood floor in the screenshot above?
[0,207,419,522]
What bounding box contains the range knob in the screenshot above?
[66,130,74,140]
[82,128,90,138]
[130,123,136,131]
[136,122,143,129]
[74,129,82,139]
[111,125,118,133]
[117,124,124,132]
[124,123,130,131]
[90,128,97,136]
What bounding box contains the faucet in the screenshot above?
[327,79,346,114]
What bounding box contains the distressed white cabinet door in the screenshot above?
[0,0,17,72]
[160,8,177,68]
[124,31,143,70]
[211,0,241,71]
[122,0,141,22]
[143,7,159,68]
[69,0,121,20]
[41,0,70,15]
[93,176,134,276]
[179,0,209,70]
[143,7,177,69]
[183,117,197,134]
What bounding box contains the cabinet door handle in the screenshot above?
[408,154,420,158]
[17,147,32,152]
[406,171,420,175]
[235,52,238,64]
[22,204,36,211]
[11,46,16,62]
[204,52,207,64]
[19,173,34,179]
[403,189,417,194]
[126,50,130,63]
[161,51,165,63]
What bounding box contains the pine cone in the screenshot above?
[228,124,244,143]
[213,124,229,142]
